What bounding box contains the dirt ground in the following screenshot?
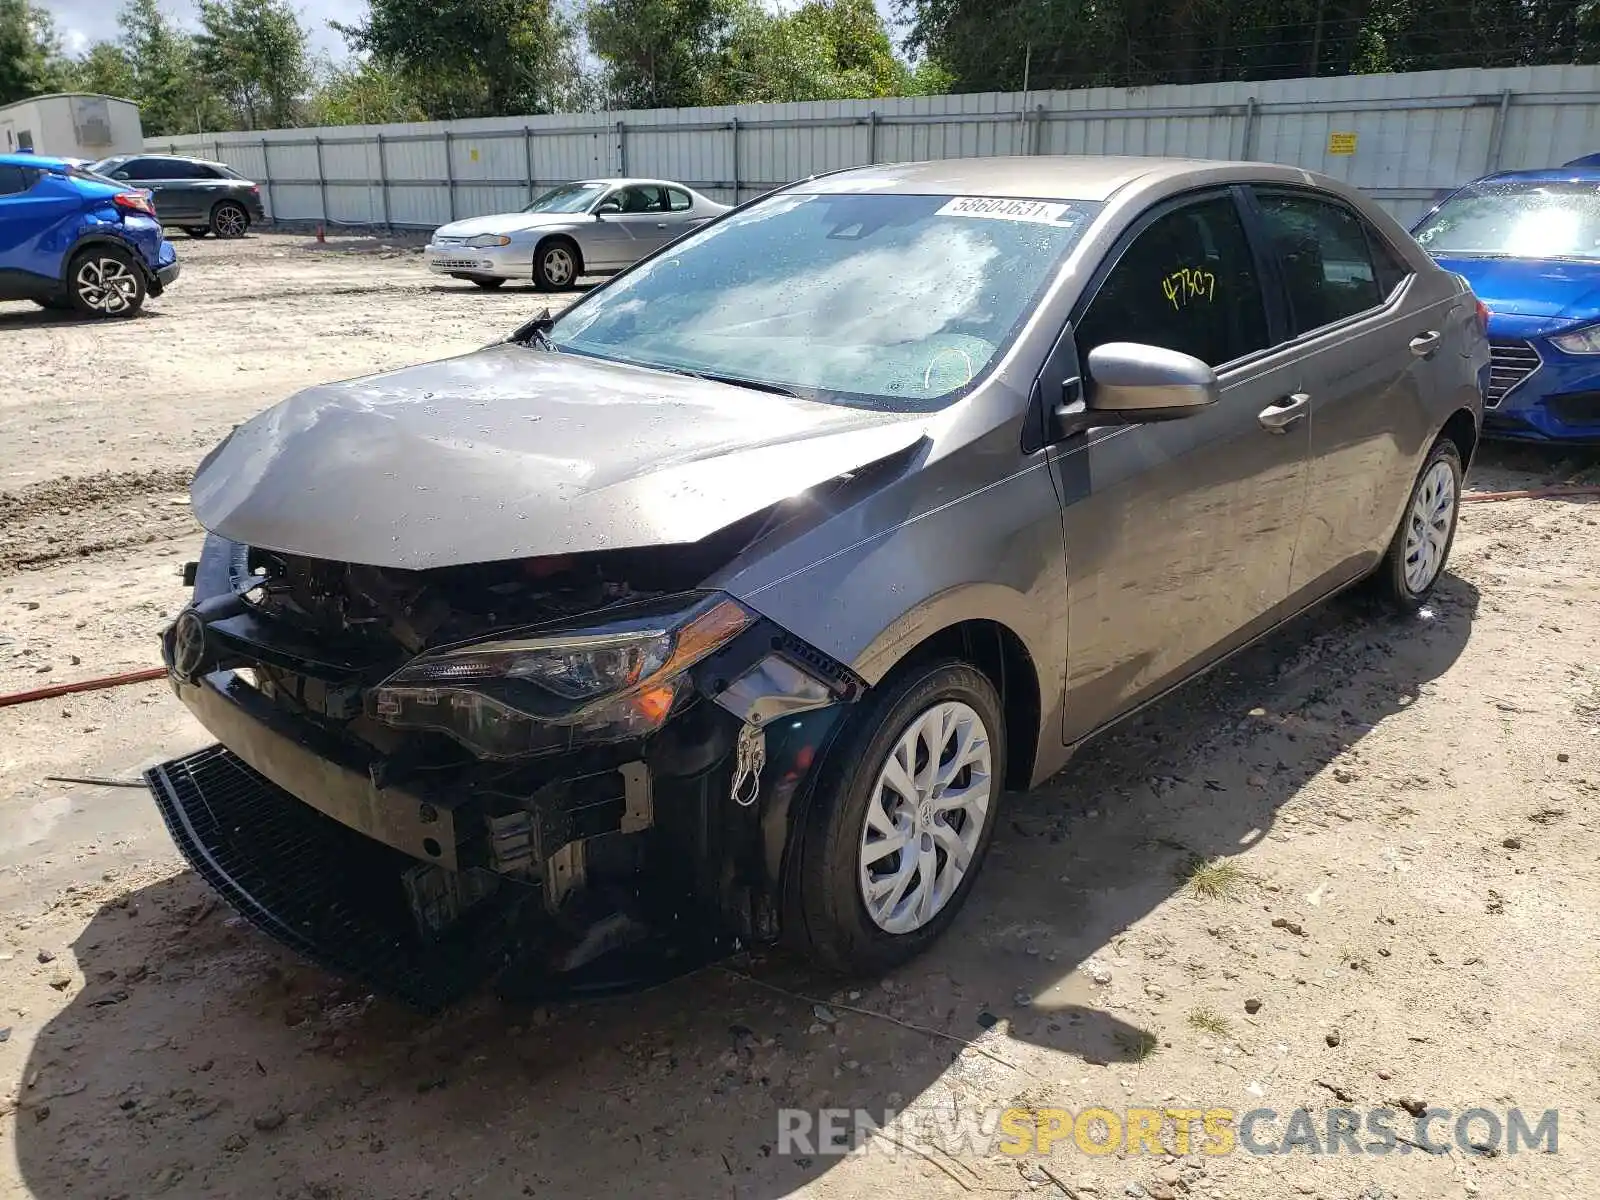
[0,232,1597,1200]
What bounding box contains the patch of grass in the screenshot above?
[1181,855,1249,901]
[1114,1029,1160,1062]
[1186,1005,1232,1038]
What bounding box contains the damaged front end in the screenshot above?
[147,531,863,1010]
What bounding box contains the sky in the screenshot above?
[39,0,906,65]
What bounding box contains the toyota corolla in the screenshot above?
[148,156,1486,1007]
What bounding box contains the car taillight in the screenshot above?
[1475,299,1491,336]
[113,191,155,216]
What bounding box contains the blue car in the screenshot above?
[0,151,179,317]
[1412,167,1600,442]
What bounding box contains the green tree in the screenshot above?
[196,0,312,128]
[68,41,139,100]
[586,0,915,107]
[336,0,583,119]
[116,0,228,136]
[0,0,68,105]
[305,57,427,125]
[583,0,742,108]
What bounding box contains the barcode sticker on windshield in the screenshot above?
[936,196,1072,224]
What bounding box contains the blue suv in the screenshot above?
[0,152,180,317]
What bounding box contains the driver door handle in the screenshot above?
[1258,392,1310,433]
[1409,330,1443,358]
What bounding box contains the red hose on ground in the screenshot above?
[0,666,167,709]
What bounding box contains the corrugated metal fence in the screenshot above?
[152,63,1600,231]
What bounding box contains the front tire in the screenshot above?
[210,201,249,239]
[1373,437,1462,611]
[789,660,1005,974]
[66,247,146,318]
[533,239,579,290]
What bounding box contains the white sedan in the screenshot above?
[425,178,731,291]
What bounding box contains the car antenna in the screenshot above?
[507,307,554,347]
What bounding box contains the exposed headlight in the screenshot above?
[369,593,753,759]
[1551,323,1600,354]
[465,234,512,248]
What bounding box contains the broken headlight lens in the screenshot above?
[369,593,752,759]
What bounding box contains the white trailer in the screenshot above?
[0,93,143,161]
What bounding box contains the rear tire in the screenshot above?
[788,660,1005,975]
[533,238,579,291]
[1372,437,1462,612]
[471,277,507,290]
[210,201,249,239]
[183,227,210,238]
[66,246,146,318]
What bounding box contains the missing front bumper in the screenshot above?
[146,745,515,1010]
[146,745,734,1009]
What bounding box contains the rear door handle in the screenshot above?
[1258,393,1310,433]
[1410,330,1443,358]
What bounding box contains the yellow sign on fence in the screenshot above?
[1328,131,1358,155]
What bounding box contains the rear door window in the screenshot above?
[0,164,36,195]
[1075,193,1271,369]
[1254,191,1396,334]
[115,159,165,180]
[667,188,692,212]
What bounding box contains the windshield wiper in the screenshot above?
[675,369,801,397]
[507,308,556,350]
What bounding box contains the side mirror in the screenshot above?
[1084,342,1219,420]
[595,201,621,218]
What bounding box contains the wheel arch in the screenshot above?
[860,617,1044,793]
[534,232,583,277]
[1439,405,1479,473]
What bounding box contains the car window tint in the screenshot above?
[619,186,666,213]
[1366,225,1411,298]
[1075,194,1269,369]
[116,159,162,180]
[667,188,692,212]
[1257,192,1385,333]
[0,164,34,195]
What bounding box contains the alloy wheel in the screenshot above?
[214,204,248,238]
[858,700,993,935]
[1402,458,1457,594]
[74,257,140,315]
[542,246,575,287]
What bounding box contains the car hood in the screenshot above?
[1432,254,1600,327]
[434,212,584,238]
[190,346,930,570]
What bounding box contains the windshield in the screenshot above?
[523,182,606,214]
[1414,181,1600,261]
[548,192,1101,411]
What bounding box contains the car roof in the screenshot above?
[0,152,76,169]
[789,155,1256,202]
[572,178,701,191]
[1470,167,1600,185]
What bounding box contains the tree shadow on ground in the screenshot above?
[14,575,1479,1200]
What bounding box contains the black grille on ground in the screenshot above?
[145,746,515,1011]
[1487,339,1542,408]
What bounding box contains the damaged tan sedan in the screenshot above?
[148,156,1487,1007]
